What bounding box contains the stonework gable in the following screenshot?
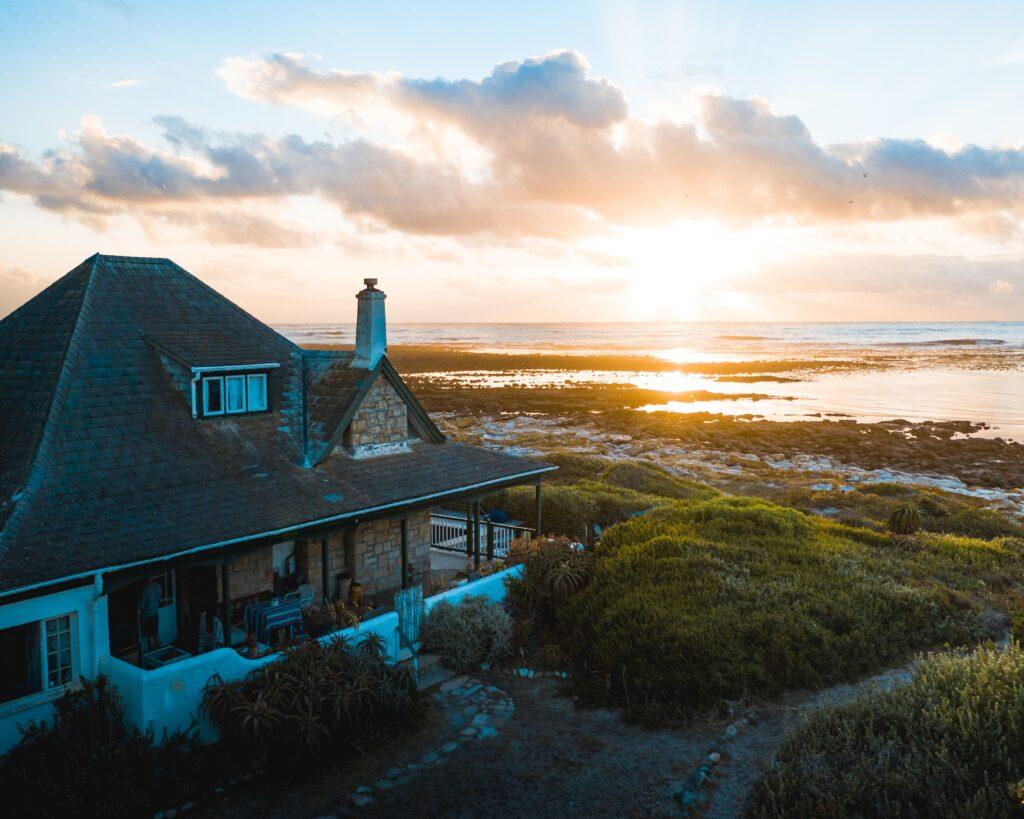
[337,374,412,458]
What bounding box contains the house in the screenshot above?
[0,254,553,751]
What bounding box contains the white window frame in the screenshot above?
[43,614,76,692]
[149,572,176,608]
[203,376,225,416]
[224,374,247,414]
[246,373,268,412]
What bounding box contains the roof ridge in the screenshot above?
[0,254,102,558]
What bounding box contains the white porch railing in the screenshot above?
[430,512,533,558]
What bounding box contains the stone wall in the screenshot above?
[295,532,347,600]
[225,548,273,601]
[341,375,408,456]
[216,511,430,605]
[346,510,431,595]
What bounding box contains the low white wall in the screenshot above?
[0,583,108,754]
[97,566,520,744]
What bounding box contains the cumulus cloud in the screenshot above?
[3,49,1024,249]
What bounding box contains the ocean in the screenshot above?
[277,322,1024,441]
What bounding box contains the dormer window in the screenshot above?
[196,370,273,418]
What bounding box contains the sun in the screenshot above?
[588,220,757,321]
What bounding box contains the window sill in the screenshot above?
[0,682,78,719]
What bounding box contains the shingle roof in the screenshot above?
[0,255,552,594]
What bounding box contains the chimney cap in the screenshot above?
[363,277,378,289]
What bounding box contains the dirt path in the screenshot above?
[205,661,916,819]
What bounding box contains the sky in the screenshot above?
[2,0,1024,323]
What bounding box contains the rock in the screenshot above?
[478,725,498,740]
[687,768,707,790]
[422,751,440,764]
[153,813,165,819]
[463,704,479,717]
[375,778,394,790]
[723,724,738,740]
[527,669,536,678]
[480,662,491,671]
[441,741,459,754]
[461,727,477,737]
[356,786,373,794]
[561,671,568,678]
[351,794,374,807]
[518,668,530,677]
[464,683,483,696]
[440,675,469,692]
[471,713,492,727]
[708,751,721,765]
[387,767,402,779]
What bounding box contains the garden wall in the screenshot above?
[98,565,522,743]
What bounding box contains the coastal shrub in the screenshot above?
[0,676,220,818]
[486,481,662,539]
[745,644,1024,818]
[556,496,1011,721]
[597,461,719,501]
[505,539,594,644]
[202,636,418,766]
[422,595,513,672]
[539,451,616,484]
[784,483,1024,540]
[888,502,923,535]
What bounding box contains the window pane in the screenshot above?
[247,374,268,412]
[0,622,41,703]
[203,377,223,415]
[225,375,246,413]
[45,616,72,689]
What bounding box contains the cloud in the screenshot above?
[108,79,139,89]
[734,254,1024,298]
[4,49,1024,249]
[991,35,1024,65]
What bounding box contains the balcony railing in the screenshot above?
[430,511,533,558]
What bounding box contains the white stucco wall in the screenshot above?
[0,582,109,753]
[97,565,522,745]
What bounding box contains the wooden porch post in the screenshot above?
[486,517,495,561]
[466,501,473,559]
[400,516,409,588]
[472,501,481,569]
[220,561,232,649]
[321,537,330,601]
[534,480,543,540]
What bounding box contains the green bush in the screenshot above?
[202,636,418,766]
[785,483,1024,540]
[597,460,719,500]
[888,502,923,535]
[422,595,513,672]
[745,644,1024,818]
[505,540,594,645]
[0,676,218,818]
[486,481,662,538]
[556,496,1013,721]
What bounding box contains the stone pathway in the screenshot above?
[347,675,514,808]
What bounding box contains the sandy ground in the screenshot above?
[205,662,916,819]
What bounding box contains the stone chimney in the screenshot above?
[352,278,386,368]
